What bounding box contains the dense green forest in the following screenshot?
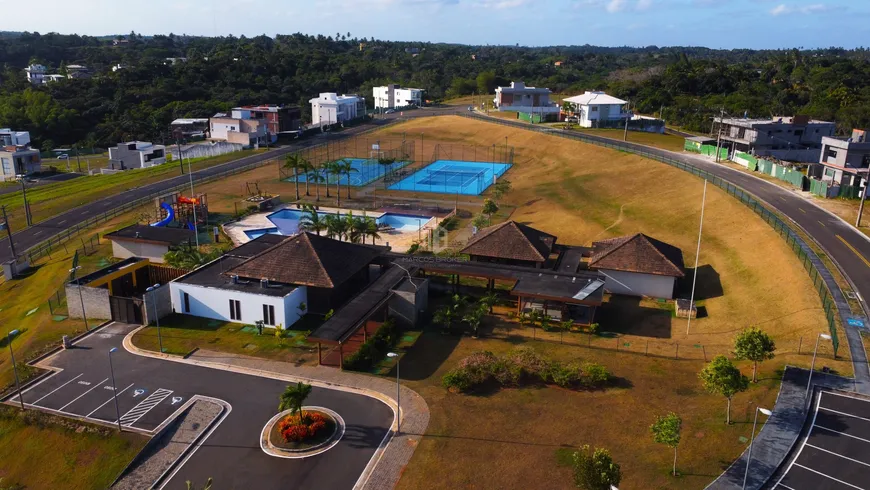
[1,31,869,148]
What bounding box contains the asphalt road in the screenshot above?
[774,390,870,489]
[0,107,456,264]
[7,323,394,489]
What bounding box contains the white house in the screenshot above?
[169,232,386,329]
[373,84,424,110]
[310,93,365,126]
[0,129,40,182]
[209,109,270,146]
[493,81,559,114]
[589,233,685,300]
[563,91,630,128]
[24,64,46,84]
[108,141,167,170]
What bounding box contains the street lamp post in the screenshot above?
[70,266,89,331]
[806,333,833,404]
[1,205,17,259]
[8,329,24,410]
[743,406,773,489]
[108,348,122,432]
[387,352,400,435]
[145,284,163,353]
[16,175,31,227]
[186,159,200,247]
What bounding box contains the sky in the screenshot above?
[3,0,869,50]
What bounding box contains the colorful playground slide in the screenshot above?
[151,201,174,227]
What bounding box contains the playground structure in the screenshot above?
[150,192,209,230]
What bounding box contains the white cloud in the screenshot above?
[606,0,626,12]
[636,0,653,10]
[770,4,789,15]
[476,0,528,8]
[770,3,832,16]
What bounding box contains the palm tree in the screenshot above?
[300,157,314,196]
[283,154,305,201]
[324,161,342,206]
[278,382,313,422]
[337,159,358,199]
[324,213,349,241]
[364,217,381,244]
[480,290,499,314]
[350,216,368,244]
[308,165,326,201]
[463,304,487,338]
[298,204,327,235]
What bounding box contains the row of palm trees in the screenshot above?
[297,204,382,244]
[284,154,359,206]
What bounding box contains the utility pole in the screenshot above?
[18,177,31,227]
[1,205,17,259]
[623,113,629,142]
[175,131,185,175]
[75,145,82,173]
[858,180,868,228]
[714,109,725,163]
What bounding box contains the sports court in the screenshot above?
[775,391,870,489]
[388,159,512,195]
[287,158,410,187]
[10,367,193,434]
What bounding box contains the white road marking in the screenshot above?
[792,464,865,490]
[33,231,42,236]
[818,406,870,423]
[59,377,108,411]
[778,483,797,490]
[815,425,870,445]
[777,394,822,487]
[118,388,173,427]
[57,220,66,225]
[86,383,134,417]
[31,374,83,404]
[806,443,870,468]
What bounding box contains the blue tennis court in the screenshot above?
[286,158,410,187]
[388,160,512,195]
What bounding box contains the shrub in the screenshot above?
[343,318,399,372]
[278,411,330,442]
[549,362,583,388]
[406,243,420,254]
[508,346,551,381]
[442,367,474,392]
[587,323,600,335]
[582,362,611,388]
[490,357,522,386]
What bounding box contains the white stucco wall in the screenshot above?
[599,269,677,299]
[169,282,307,329]
[111,240,170,263]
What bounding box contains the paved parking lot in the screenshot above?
[15,370,193,433]
[775,391,870,489]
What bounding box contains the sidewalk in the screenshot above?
[704,367,854,490]
[123,329,430,490]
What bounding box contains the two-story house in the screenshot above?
[108,141,167,170]
[209,109,270,146]
[0,129,40,181]
[563,91,630,128]
[713,116,836,163]
[309,93,365,126]
[810,129,870,188]
[493,82,559,115]
[373,85,424,110]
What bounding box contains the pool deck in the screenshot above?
[222,205,440,252]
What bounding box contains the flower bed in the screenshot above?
[268,409,338,451]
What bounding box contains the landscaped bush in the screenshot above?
[278,411,329,442]
[343,318,399,372]
[442,347,614,393]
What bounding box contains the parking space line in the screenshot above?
[815,425,870,445]
[86,383,134,417]
[59,377,108,411]
[778,484,797,490]
[793,464,865,489]
[806,443,870,468]
[822,391,870,404]
[32,374,83,404]
[119,389,173,427]
[818,406,870,423]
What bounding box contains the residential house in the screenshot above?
[24,64,46,84]
[165,57,188,65]
[65,64,90,79]
[493,81,560,115]
[713,115,836,163]
[170,118,210,139]
[588,233,685,299]
[373,85,424,110]
[108,141,167,170]
[0,129,40,182]
[170,232,387,329]
[234,105,302,134]
[112,64,126,72]
[461,221,557,269]
[209,109,270,146]
[563,91,630,128]
[105,224,195,263]
[810,129,870,189]
[44,74,65,83]
[309,93,365,126]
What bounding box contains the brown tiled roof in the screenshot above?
[589,233,685,277]
[461,221,556,263]
[225,232,383,288]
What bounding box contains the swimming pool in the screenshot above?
[258,208,434,236]
[286,158,410,187]
[387,160,511,195]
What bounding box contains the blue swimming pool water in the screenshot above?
[259,209,433,235]
[286,158,410,187]
[387,160,511,195]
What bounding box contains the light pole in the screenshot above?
[1,205,17,259]
[387,352,400,435]
[187,159,200,247]
[70,266,89,331]
[145,284,163,353]
[743,406,773,489]
[8,329,24,410]
[16,175,31,227]
[806,333,832,404]
[108,347,122,432]
[686,180,708,335]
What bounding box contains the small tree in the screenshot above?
[471,213,489,230]
[733,327,776,383]
[699,355,749,424]
[482,198,499,223]
[480,290,499,314]
[572,445,621,490]
[434,304,458,334]
[650,412,682,477]
[492,179,512,203]
[463,304,487,338]
[278,382,313,422]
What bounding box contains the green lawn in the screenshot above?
[0,149,267,232]
[0,407,146,489]
[132,314,321,365]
